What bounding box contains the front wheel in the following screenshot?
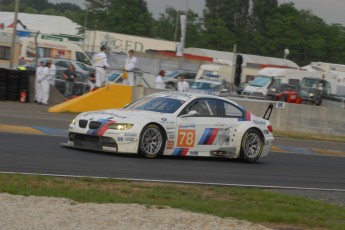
[138,124,165,158]
[240,129,264,163]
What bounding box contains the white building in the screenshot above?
[0,12,81,35]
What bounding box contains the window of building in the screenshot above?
[0,46,11,60]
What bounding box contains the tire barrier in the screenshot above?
[0,68,31,102]
[0,68,8,101]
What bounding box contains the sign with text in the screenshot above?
[275,101,286,109]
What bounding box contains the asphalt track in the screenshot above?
[0,101,345,193]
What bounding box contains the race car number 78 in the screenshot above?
[177,130,195,147]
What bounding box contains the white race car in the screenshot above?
[64,92,274,162]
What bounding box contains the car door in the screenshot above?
[175,98,242,157]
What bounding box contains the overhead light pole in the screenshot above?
[9,0,20,69]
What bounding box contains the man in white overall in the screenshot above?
[92,45,109,88]
[123,49,137,86]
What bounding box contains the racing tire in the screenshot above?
[240,128,264,163]
[138,124,166,158]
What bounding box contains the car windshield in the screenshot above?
[126,96,185,113]
[250,76,272,87]
[164,71,180,78]
[190,81,220,90]
[107,72,121,82]
[76,63,88,71]
[300,78,319,88]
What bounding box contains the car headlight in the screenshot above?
[72,118,76,124]
[108,123,134,130]
[271,88,276,92]
[309,93,315,97]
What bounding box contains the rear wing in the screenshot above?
[263,103,273,120]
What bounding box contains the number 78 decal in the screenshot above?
[177,129,195,147]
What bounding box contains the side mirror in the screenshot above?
[179,110,198,118]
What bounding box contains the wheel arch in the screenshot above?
[147,122,168,140]
[139,122,168,147]
[239,126,265,162]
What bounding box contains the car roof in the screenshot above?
[151,91,239,105]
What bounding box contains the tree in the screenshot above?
[204,0,250,34]
[152,7,203,47]
[203,0,251,52]
[198,18,237,51]
[85,0,152,36]
[151,7,179,41]
[251,0,278,33]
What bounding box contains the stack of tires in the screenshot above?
[7,69,21,101]
[0,68,31,102]
[19,70,30,102]
[0,68,8,101]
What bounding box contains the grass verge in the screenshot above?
[1,174,345,230]
[274,130,345,143]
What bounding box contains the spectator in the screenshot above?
[34,61,45,103]
[92,45,109,88]
[47,59,56,86]
[155,70,166,89]
[63,64,76,98]
[177,75,190,92]
[36,62,50,105]
[123,49,137,86]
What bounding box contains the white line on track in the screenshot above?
[1,171,345,193]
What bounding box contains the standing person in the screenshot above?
[35,61,45,103]
[47,59,56,86]
[92,45,109,88]
[123,49,137,86]
[63,64,76,98]
[155,70,166,89]
[177,75,190,92]
[37,62,49,105]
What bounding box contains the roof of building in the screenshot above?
[0,12,81,35]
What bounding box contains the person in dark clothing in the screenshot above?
[63,64,76,98]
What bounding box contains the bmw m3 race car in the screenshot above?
[63,92,274,162]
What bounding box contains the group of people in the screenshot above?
[92,46,190,92]
[35,59,77,105]
[154,70,190,92]
[35,47,190,105]
[34,59,56,105]
[92,46,137,88]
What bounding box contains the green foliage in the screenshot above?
[1,174,345,229]
[85,0,152,36]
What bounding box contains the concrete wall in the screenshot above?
[231,98,345,136]
[135,87,345,136]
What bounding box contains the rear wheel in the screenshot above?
[240,129,264,163]
[138,124,165,158]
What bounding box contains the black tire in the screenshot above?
[240,128,264,163]
[138,124,165,158]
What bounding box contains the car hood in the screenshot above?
[77,109,174,123]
